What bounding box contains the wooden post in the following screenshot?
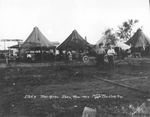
[41,47,44,61]
[18,41,20,61]
[6,56,8,64]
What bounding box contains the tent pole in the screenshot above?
[41,46,43,62]
[18,41,21,61]
[34,47,35,61]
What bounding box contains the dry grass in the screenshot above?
[0,61,150,117]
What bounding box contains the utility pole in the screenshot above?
[0,39,23,63]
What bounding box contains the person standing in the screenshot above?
[107,44,116,69]
[67,50,72,61]
[96,43,106,67]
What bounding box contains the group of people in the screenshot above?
[61,50,73,62]
[96,43,116,69]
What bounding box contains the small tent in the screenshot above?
[20,27,55,61]
[57,30,89,50]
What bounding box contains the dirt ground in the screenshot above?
[1,59,150,117]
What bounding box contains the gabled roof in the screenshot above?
[126,29,150,48]
[21,27,54,48]
[57,30,89,50]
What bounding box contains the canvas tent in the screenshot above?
[126,29,150,56]
[20,27,55,61]
[115,41,130,50]
[57,30,89,50]
[96,36,130,50]
[126,29,150,48]
[21,26,54,49]
[96,36,109,46]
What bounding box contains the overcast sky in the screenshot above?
[0,0,150,49]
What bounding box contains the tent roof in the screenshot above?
[8,44,19,49]
[21,27,54,48]
[126,29,150,48]
[96,35,118,46]
[57,30,89,50]
[96,36,108,46]
[115,41,130,50]
[96,36,130,50]
[8,42,23,49]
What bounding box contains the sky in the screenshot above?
[0,0,150,50]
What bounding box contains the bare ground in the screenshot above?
[1,60,150,117]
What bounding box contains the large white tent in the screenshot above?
[115,41,130,50]
[96,36,130,50]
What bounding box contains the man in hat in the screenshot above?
[96,43,106,67]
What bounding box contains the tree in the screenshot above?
[116,19,139,41]
[102,28,118,45]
